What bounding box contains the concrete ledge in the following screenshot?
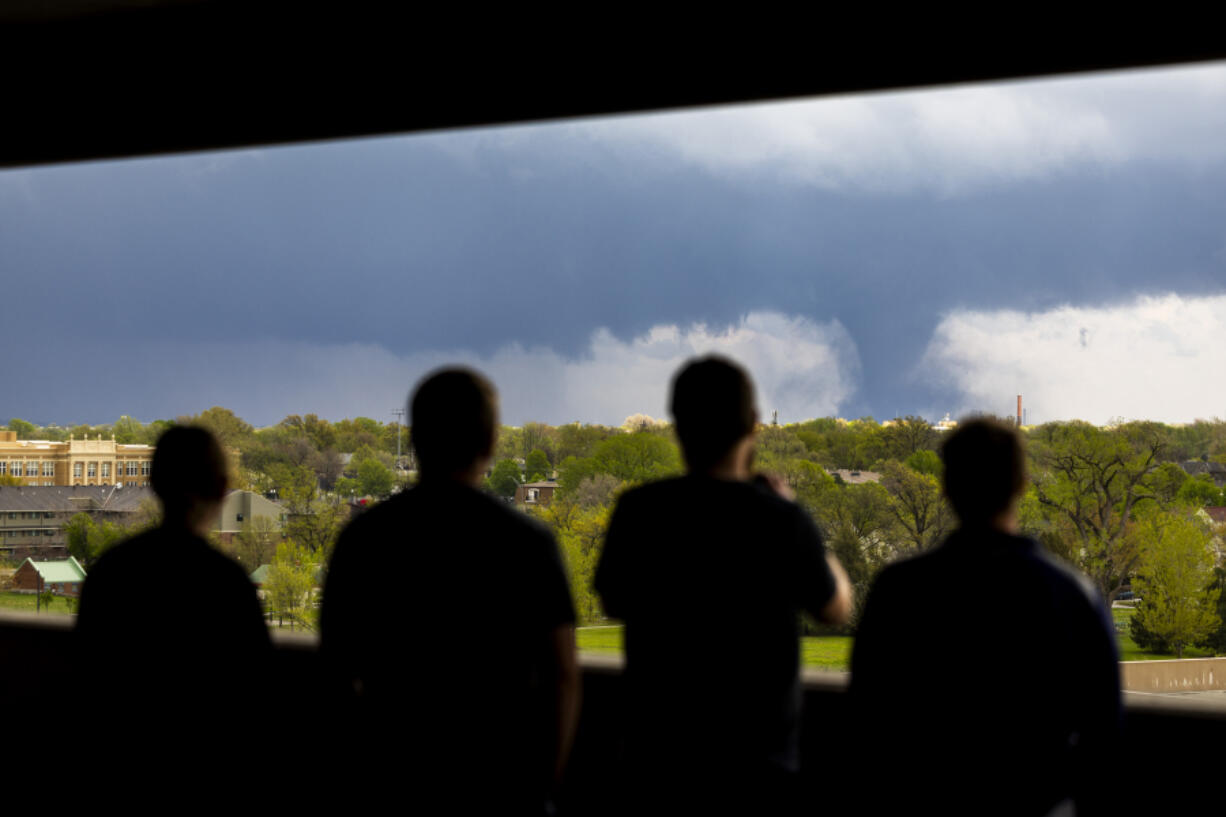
[1120,657,1226,693]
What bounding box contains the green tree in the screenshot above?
[63,513,127,564]
[587,432,681,485]
[524,449,552,482]
[816,481,897,627]
[356,457,395,498]
[904,449,942,478]
[1130,510,1221,658]
[230,516,280,572]
[1030,420,1166,605]
[537,499,610,624]
[486,459,522,498]
[181,406,254,449]
[1176,473,1223,507]
[264,540,318,630]
[881,416,938,462]
[7,418,36,438]
[880,460,952,557]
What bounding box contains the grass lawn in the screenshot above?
[578,610,1218,669]
[0,591,75,615]
[1111,606,1214,661]
[578,625,854,671]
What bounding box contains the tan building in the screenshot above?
[0,431,154,488]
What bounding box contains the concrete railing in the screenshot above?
[1120,656,1226,693]
[4,611,1226,813]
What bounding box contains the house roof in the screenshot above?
[19,556,87,583]
[250,565,271,585]
[521,481,558,489]
[0,485,156,513]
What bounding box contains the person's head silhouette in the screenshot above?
[670,355,759,476]
[151,425,229,534]
[941,418,1026,529]
[410,367,498,485]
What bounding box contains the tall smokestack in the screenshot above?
[1017,395,1023,428]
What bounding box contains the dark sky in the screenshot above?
[4,63,1226,427]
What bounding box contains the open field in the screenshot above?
[577,625,853,671]
[0,591,75,615]
[579,611,1220,672]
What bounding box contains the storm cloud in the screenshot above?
[3,62,1226,425]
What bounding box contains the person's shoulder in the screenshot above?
[85,528,160,577]
[1025,539,1104,608]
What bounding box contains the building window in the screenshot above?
[0,463,5,475]
[101,462,111,478]
[42,462,54,477]
[141,461,151,476]
[87,462,97,478]
[73,463,83,478]
[127,462,138,476]
[25,462,36,476]
[10,463,19,477]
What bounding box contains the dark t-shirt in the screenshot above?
[75,526,271,784]
[849,528,1121,816]
[321,481,575,805]
[594,475,837,775]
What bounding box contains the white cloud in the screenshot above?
[918,292,1226,425]
[560,61,1226,195]
[55,312,859,427]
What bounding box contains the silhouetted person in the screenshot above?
[594,355,852,815]
[850,418,1120,816]
[76,425,270,792]
[322,367,579,815]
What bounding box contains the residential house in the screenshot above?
[514,480,557,508]
[11,556,88,597]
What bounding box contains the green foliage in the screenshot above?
[230,516,280,573]
[904,449,942,478]
[1130,510,1221,658]
[1029,420,1166,603]
[63,512,128,564]
[881,416,938,462]
[524,448,552,482]
[544,502,610,624]
[879,460,952,556]
[6,418,36,438]
[1175,473,1224,507]
[486,459,522,498]
[588,432,681,485]
[182,406,254,449]
[1203,567,1226,654]
[37,588,55,611]
[555,423,616,462]
[1150,462,1191,505]
[356,457,395,498]
[264,540,318,630]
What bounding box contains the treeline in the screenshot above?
[9,411,1226,653]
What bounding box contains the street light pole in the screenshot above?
[391,408,405,470]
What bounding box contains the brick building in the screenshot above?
[0,484,156,561]
[0,431,154,487]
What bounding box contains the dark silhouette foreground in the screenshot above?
[850,419,1121,816]
[322,368,579,814]
[595,356,852,815]
[75,425,270,792]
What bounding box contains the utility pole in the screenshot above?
[391,408,405,470]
